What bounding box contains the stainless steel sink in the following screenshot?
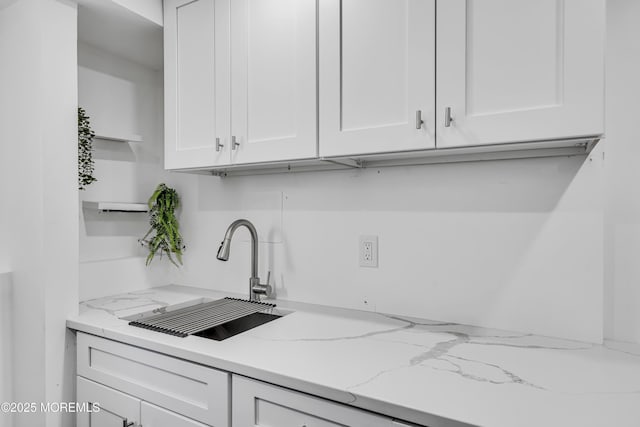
[193,311,281,341]
[124,297,286,341]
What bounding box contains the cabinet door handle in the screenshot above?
[444,107,454,127]
[231,136,240,150]
[415,110,424,130]
[215,137,224,152]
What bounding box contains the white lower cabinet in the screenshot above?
[141,401,210,427]
[77,377,138,427]
[232,375,395,427]
[76,333,229,427]
[76,333,422,427]
[77,377,208,427]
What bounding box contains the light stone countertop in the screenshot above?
[67,285,640,427]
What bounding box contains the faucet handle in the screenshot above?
[252,271,273,299]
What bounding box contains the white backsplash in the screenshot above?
[166,149,604,343]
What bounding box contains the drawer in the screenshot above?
[232,375,394,427]
[77,332,229,426]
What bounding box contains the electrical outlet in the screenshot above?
[359,235,378,268]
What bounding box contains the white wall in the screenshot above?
[0,0,13,276]
[78,42,187,301]
[0,164,7,273]
[0,0,19,10]
[0,93,8,427]
[0,51,8,418]
[604,0,640,345]
[111,0,162,25]
[0,65,8,422]
[0,1,78,426]
[170,149,604,343]
[0,3,46,424]
[0,273,12,427]
[78,42,160,264]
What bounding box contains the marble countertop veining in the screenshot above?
[67,285,640,427]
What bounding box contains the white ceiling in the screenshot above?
[77,0,163,70]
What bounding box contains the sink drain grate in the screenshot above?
[129,297,276,337]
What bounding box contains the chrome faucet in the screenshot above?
[216,219,271,301]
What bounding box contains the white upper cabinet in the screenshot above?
[164,0,605,172]
[165,0,316,170]
[319,0,436,157]
[230,0,318,164]
[164,0,230,169]
[436,0,605,149]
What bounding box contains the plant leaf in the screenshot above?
[141,183,184,268]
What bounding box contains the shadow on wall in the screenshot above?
[93,138,137,162]
[82,208,148,237]
[194,152,593,214]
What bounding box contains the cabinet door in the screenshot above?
[77,377,140,427]
[230,0,317,164]
[319,0,436,157]
[141,402,209,427]
[164,0,231,169]
[232,375,393,427]
[436,0,605,148]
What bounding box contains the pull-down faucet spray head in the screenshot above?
[216,238,231,261]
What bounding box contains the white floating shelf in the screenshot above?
[83,201,148,213]
[94,133,143,143]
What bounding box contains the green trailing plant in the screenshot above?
[140,183,185,267]
[78,107,97,190]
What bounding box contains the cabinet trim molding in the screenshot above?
[170,136,598,177]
